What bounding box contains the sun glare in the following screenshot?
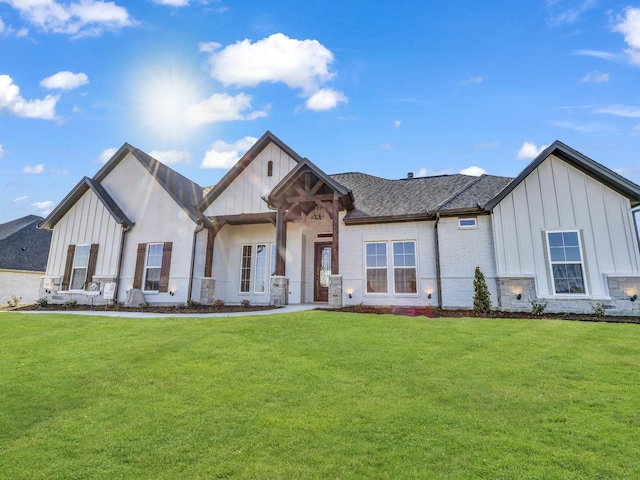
[134,61,204,141]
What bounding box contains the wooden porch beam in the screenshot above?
[275,207,287,276]
[331,193,339,274]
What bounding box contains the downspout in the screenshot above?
[434,213,443,309]
[114,223,132,301]
[188,220,206,303]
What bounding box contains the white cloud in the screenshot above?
[13,195,28,203]
[0,75,58,119]
[517,141,548,160]
[613,7,640,65]
[459,166,487,176]
[97,147,118,164]
[32,200,54,214]
[393,120,402,128]
[595,104,640,117]
[205,33,335,93]
[23,164,45,174]
[460,75,485,85]
[0,16,5,33]
[581,71,609,82]
[186,92,267,127]
[149,149,191,165]
[41,71,89,90]
[378,143,392,151]
[201,136,257,169]
[0,144,4,157]
[546,0,595,26]
[305,88,347,111]
[2,0,133,37]
[574,49,620,61]
[152,0,189,6]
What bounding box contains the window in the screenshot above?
[547,231,586,295]
[62,244,98,291]
[393,241,417,294]
[134,242,172,293]
[70,245,90,290]
[459,218,477,229]
[240,245,252,293]
[144,243,164,291]
[267,161,273,177]
[366,242,388,293]
[239,243,277,294]
[254,244,267,293]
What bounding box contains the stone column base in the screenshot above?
[270,276,289,306]
[328,275,343,308]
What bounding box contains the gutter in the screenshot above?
[434,213,443,309]
[114,223,133,301]
[187,220,207,303]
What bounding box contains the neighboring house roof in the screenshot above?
[332,172,513,223]
[0,215,51,271]
[198,130,304,211]
[484,140,640,211]
[39,177,134,231]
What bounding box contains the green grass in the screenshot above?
[1,311,640,479]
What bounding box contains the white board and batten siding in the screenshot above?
[492,154,640,297]
[100,152,198,303]
[46,187,122,280]
[204,142,298,217]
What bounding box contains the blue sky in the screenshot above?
[1,0,640,223]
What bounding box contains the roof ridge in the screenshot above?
[433,175,485,211]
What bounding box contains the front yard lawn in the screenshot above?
[1,311,639,479]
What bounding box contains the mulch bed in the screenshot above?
[326,305,640,324]
[6,303,639,324]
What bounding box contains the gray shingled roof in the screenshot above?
[331,172,513,221]
[124,146,205,223]
[0,215,51,271]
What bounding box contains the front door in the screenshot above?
[314,242,332,302]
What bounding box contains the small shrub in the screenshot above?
[4,294,22,308]
[591,302,606,317]
[530,299,548,316]
[35,297,49,309]
[64,299,78,309]
[473,266,492,315]
[212,299,225,310]
[112,300,123,311]
[240,299,251,309]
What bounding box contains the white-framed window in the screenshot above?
[239,243,277,294]
[393,241,417,294]
[70,244,90,290]
[240,245,252,293]
[459,218,477,229]
[546,231,586,295]
[144,243,164,292]
[254,244,268,293]
[366,242,388,293]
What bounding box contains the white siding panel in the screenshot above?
[492,154,640,299]
[46,188,122,279]
[204,141,298,217]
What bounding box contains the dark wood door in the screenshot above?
[314,242,332,302]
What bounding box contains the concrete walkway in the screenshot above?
[3,303,319,318]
